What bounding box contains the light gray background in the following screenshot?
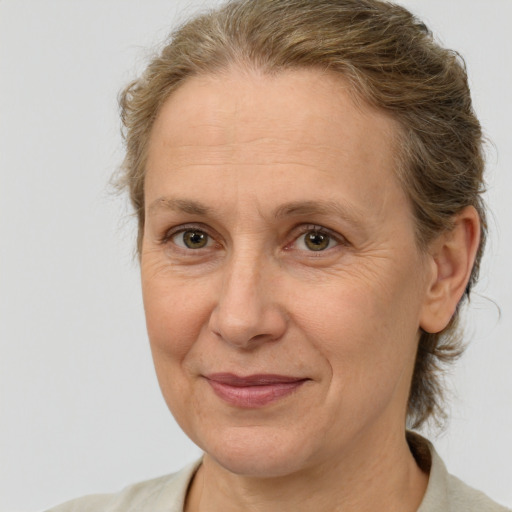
[1,1,511,511]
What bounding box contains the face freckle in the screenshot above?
[141,67,430,478]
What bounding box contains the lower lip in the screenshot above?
[206,379,307,408]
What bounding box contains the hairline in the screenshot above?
[136,62,429,254]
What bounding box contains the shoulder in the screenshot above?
[443,472,511,512]
[408,432,510,512]
[45,460,201,512]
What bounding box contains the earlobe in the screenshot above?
[419,206,481,334]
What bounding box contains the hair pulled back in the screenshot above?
[119,0,486,428]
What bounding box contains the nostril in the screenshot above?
[208,303,287,349]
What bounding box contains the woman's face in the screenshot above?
[141,68,433,477]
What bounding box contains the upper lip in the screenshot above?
[205,373,308,386]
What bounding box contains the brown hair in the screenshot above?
[118,0,486,428]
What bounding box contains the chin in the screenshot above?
[199,424,316,478]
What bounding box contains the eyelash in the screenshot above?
[288,224,346,253]
[160,223,216,248]
[160,223,347,253]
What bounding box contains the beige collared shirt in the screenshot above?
[46,435,510,512]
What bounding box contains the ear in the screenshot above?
[420,206,481,334]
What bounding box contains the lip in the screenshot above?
[205,373,309,408]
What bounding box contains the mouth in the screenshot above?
[204,373,309,408]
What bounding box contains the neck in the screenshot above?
[185,429,429,512]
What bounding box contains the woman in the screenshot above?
[48,0,509,510]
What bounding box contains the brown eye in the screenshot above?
[181,230,209,249]
[304,231,331,251]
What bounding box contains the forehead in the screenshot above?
[145,67,409,229]
[148,67,400,159]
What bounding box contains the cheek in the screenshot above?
[292,264,423,393]
[141,274,210,429]
[141,265,212,365]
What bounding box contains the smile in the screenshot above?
[205,373,309,408]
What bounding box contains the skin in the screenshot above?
[141,68,480,512]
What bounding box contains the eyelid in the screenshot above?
[158,222,347,252]
[298,224,348,244]
[161,223,219,247]
[288,224,349,250]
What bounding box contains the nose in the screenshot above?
[208,251,288,349]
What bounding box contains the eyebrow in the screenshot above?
[147,196,364,229]
[273,200,364,229]
[148,197,211,216]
